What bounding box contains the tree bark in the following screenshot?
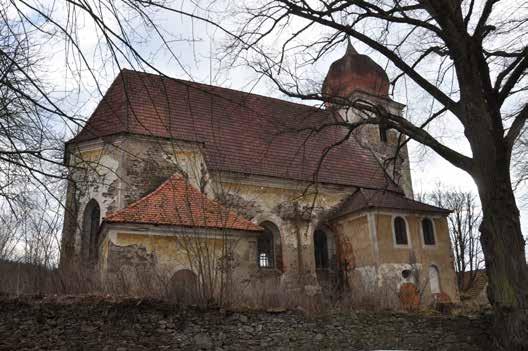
[477,164,528,350]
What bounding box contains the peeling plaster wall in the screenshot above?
[119,136,208,207]
[333,215,373,268]
[61,140,123,266]
[375,213,459,303]
[61,135,208,266]
[213,178,350,291]
[333,211,459,305]
[100,228,266,300]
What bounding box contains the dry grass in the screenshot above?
[0,260,463,317]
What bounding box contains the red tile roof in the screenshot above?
[70,69,398,191]
[105,174,262,232]
[334,188,451,217]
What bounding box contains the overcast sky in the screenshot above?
[38,1,527,236]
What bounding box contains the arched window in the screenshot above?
[422,218,435,245]
[314,230,329,269]
[394,216,408,245]
[429,265,441,294]
[82,199,101,262]
[257,222,278,268]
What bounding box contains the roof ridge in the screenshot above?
[361,188,450,212]
[122,69,327,114]
[401,194,450,211]
[72,69,399,191]
[358,188,372,207]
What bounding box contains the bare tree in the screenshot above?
[421,187,484,291]
[2,0,527,347]
[0,206,21,261]
[513,128,528,206]
[0,4,65,194]
[219,1,528,348]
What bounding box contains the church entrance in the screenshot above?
[313,229,337,293]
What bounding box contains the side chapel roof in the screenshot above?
[105,174,262,232]
[333,188,452,218]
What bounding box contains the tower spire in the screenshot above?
[346,37,358,56]
[322,36,389,98]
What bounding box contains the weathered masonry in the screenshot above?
[61,42,459,306]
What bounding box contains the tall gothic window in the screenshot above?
[314,230,329,269]
[394,216,408,245]
[422,218,435,245]
[82,199,101,262]
[257,222,277,268]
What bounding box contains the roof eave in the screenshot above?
[102,219,263,233]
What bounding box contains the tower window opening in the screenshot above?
[379,125,388,143]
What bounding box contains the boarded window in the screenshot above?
[394,216,408,245]
[429,265,441,294]
[169,269,198,303]
[422,218,435,245]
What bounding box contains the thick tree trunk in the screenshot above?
[477,170,528,350]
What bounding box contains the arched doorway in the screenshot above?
[82,199,101,263]
[313,228,337,292]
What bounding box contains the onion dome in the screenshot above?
[322,40,389,99]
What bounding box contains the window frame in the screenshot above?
[392,215,411,248]
[257,222,278,269]
[420,217,437,247]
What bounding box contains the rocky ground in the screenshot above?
[0,295,492,351]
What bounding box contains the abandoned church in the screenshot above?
[60,43,459,306]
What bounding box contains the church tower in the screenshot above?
[323,40,413,198]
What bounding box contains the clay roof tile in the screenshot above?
[105,174,262,232]
[70,69,399,191]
